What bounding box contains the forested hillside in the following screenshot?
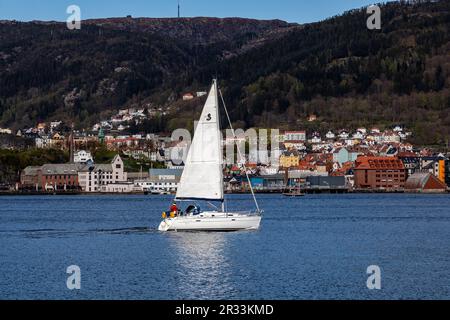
[205,0,450,147]
[0,0,449,146]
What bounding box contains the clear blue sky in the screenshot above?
[0,0,392,23]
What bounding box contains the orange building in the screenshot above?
[438,159,445,183]
[354,156,406,190]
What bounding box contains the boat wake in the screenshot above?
[0,227,158,239]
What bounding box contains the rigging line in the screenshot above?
[219,88,261,213]
[206,201,220,211]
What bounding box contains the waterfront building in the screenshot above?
[21,164,84,191]
[305,176,347,192]
[420,156,446,179]
[405,173,447,193]
[78,155,127,192]
[20,166,43,190]
[398,152,421,176]
[354,156,406,190]
[99,182,137,193]
[135,180,179,194]
[40,164,82,191]
[445,159,450,187]
[247,174,285,191]
[132,168,183,193]
[127,172,150,181]
[149,169,183,181]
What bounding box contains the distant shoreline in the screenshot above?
[1,190,448,196]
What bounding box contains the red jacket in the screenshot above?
[170,204,178,212]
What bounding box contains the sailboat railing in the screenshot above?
[219,88,262,214]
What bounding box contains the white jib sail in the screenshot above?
[176,80,224,201]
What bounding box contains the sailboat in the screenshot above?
[282,168,305,197]
[158,79,262,232]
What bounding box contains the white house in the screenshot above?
[78,155,127,192]
[356,127,367,135]
[0,128,12,134]
[398,132,407,140]
[382,131,401,143]
[183,93,195,101]
[284,131,306,142]
[35,135,51,148]
[344,138,358,146]
[50,121,62,130]
[371,127,381,134]
[135,180,179,194]
[309,132,322,144]
[101,121,113,129]
[352,131,365,140]
[74,150,93,164]
[99,182,136,193]
[135,168,183,194]
[325,131,336,140]
[339,130,349,139]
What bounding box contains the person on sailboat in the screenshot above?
[170,202,179,217]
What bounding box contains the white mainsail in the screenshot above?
[176,80,224,201]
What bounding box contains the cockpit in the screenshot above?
[185,205,201,216]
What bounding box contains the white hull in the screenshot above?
[158,211,261,232]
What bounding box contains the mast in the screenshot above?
[213,79,225,208]
[69,122,75,163]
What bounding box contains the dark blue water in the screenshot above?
[0,194,449,300]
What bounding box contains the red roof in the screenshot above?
[355,156,405,170]
[331,161,354,176]
[107,137,139,143]
[397,151,417,158]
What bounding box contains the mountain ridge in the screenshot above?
[0,0,449,146]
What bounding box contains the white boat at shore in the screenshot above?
[158,80,262,232]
